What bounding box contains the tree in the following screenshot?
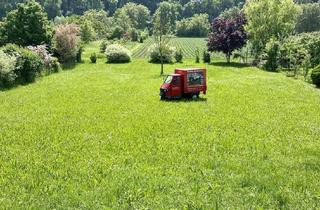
[80,20,95,43]
[152,2,177,75]
[207,11,248,63]
[44,0,62,19]
[244,0,301,57]
[296,3,320,33]
[2,0,52,46]
[176,13,210,37]
[82,10,112,39]
[114,3,150,30]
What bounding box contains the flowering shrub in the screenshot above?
[53,24,80,63]
[27,45,52,68]
[148,44,176,64]
[105,44,131,63]
[0,50,17,88]
[2,44,44,84]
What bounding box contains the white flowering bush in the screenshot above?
[105,44,131,63]
[0,50,17,88]
[148,43,176,64]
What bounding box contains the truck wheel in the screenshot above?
[196,92,200,98]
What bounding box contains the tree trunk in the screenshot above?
[160,59,164,76]
[226,53,231,63]
[159,35,164,76]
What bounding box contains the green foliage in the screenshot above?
[44,0,62,20]
[176,14,210,37]
[311,65,320,87]
[80,20,96,43]
[0,50,17,88]
[296,3,320,33]
[0,21,6,46]
[153,1,178,36]
[105,44,131,63]
[82,9,112,39]
[279,37,311,77]
[2,0,52,46]
[76,46,84,63]
[203,51,211,63]
[148,43,175,64]
[100,40,109,53]
[2,44,44,84]
[281,32,320,68]
[49,57,61,73]
[108,26,123,40]
[219,7,242,19]
[244,0,301,56]
[90,53,97,63]
[114,3,150,30]
[195,48,200,63]
[260,39,281,72]
[174,49,183,63]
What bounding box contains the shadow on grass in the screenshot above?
[210,62,251,68]
[161,97,207,103]
[62,62,78,70]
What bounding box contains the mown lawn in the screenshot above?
[1,45,320,209]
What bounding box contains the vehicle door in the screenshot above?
[171,76,182,97]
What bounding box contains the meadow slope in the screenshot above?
[1,52,320,208]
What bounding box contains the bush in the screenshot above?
[76,46,84,63]
[281,32,320,68]
[100,40,109,53]
[90,53,97,63]
[311,65,320,87]
[149,44,175,64]
[105,44,131,63]
[80,20,96,43]
[53,24,80,63]
[2,44,44,84]
[0,50,17,88]
[195,48,200,63]
[175,49,183,63]
[260,39,281,72]
[49,57,61,73]
[27,45,52,68]
[109,26,126,40]
[203,51,211,63]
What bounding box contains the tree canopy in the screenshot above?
[207,10,248,63]
[2,0,52,46]
[244,0,301,56]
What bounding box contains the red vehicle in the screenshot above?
[160,68,207,99]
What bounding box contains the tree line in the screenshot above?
[1,0,247,20]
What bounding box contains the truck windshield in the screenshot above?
[164,75,173,84]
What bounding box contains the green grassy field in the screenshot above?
[1,42,320,209]
[128,37,207,59]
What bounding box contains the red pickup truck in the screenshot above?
[160,68,207,100]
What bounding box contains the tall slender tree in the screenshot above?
[152,2,177,75]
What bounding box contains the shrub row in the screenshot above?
[259,32,320,86]
[0,44,60,89]
[261,32,320,72]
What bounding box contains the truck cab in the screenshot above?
[160,68,207,100]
